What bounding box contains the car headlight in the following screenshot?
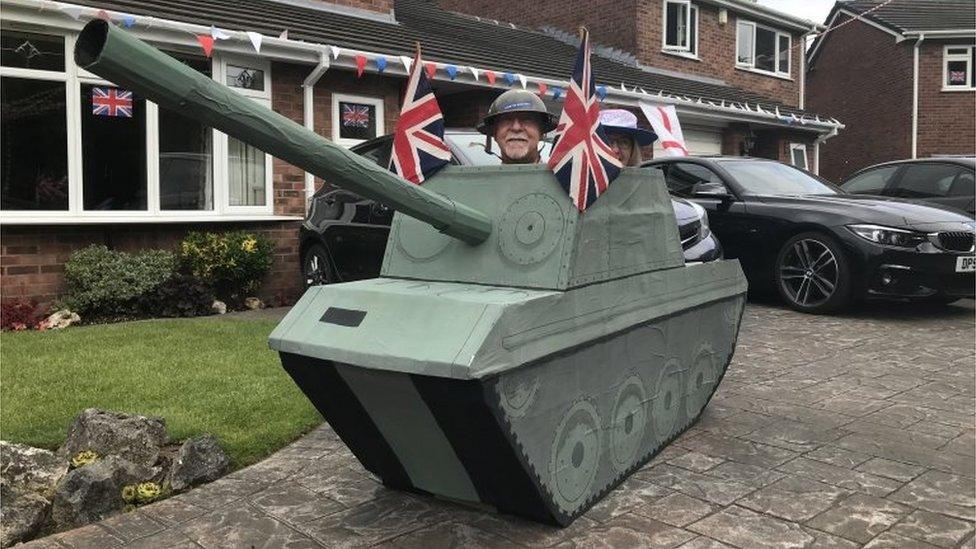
[689,201,710,238]
[847,224,928,248]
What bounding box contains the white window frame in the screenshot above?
[662,0,699,60]
[332,93,385,148]
[789,143,808,170]
[214,53,274,215]
[942,45,976,92]
[735,19,792,79]
[1,29,282,222]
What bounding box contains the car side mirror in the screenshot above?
[692,182,732,200]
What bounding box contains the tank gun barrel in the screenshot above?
[74,20,491,245]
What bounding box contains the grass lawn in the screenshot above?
[0,315,322,468]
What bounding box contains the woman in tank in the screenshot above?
[599,109,657,166]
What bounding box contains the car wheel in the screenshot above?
[302,244,334,288]
[775,232,851,314]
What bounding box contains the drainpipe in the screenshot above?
[813,127,839,175]
[799,30,812,110]
[303,51,331,209]
[912,34,925,159]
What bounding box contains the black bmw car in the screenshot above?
[300,130,721,286]
[840,157,975,216]
[644,156,975,314]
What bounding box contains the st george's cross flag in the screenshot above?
[639,103,689,157]
[389,47,450,185]
[92,87,133,117]
[547,28,621,212]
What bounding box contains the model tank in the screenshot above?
[76,20,747,526]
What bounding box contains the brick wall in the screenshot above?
[806,14,914,182]
[308,0,393,15]
[917,39,976,158]
[440,0,804,107]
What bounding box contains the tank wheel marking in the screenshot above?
[610,375,648,471]
[685,345,717,419]
[651,360,683,441]
[549,400,601,512]
[498,373,541,419]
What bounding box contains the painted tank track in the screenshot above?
[487,295,746,525]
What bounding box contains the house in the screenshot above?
[806,0,976,183]
[1,0,841,305]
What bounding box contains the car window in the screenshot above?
[949,170,975,197]
[665,162,725,197]
[843,166,899,195]
[356,138,392,168]
[894,163,964,198]
[446,132,555,166]
[718,160,839,196]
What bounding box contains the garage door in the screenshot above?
[651,126,722,157]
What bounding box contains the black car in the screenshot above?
[840,157,975,216]
[300,130,721,286]
[644,156,976,314]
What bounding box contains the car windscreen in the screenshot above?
[718,160,841,196]
[447,132,554,166]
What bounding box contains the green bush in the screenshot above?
[64,246,177,316]
[178,231,274,303]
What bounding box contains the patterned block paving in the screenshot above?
[20,300,975,548]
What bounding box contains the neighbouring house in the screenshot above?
[806,0,976,183]
[1,0,841,305]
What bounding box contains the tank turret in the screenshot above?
[75,21,748,527]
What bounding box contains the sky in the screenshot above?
[756,0,836,25]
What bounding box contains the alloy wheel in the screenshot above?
[303,248,332,287]
[778,238,839,308]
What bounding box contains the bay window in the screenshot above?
[0,29,276,220]
[943,45,976,90]
[736,20,791,78]
[663,0,698,58]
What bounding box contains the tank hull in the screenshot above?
[279,292,744,526]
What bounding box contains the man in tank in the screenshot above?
[477,90,558,164]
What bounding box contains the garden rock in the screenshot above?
[1,483,50,548]
[50,456,152,531]
[40,309,80,330]
[244,297,265,310]
[60,408,167,469]
[211,300,227,314]
[166,434,230,491]
[1,441,67,498]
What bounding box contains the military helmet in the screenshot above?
[477,89,559,135]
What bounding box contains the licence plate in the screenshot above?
[956,256,976,273]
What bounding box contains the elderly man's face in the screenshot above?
[493,112,542,164]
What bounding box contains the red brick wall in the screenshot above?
[917,39,976,158]
[440,0,804,107]
[308,0,393,15]
[806,15,914,182]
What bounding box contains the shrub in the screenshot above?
[63,245,177,316]
[1,299,44,331]
[179,231,274,303]
[134,274,215,318]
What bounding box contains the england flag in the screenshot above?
[547,28,621,212]
[389,47,450,185]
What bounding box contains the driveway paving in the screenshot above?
[24,299,975,548]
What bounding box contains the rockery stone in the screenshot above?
[1,441,68,498]
[166,434,231,492]
[0,483,50,548]
[60,408,167,469]
[51,456,154,531]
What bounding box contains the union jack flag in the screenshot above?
[547,28,621,212]
[92,87,133,117]
[342,104,371,128]
[389,48,450,185]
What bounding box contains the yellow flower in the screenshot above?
[136,482,162,504]
[71,450,99,469]
[121,484,137,503]
[241,237,257,253]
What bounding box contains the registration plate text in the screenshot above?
[956,256,976,273]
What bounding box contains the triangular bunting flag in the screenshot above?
[376,56,388,73]
[445,65,458,80]
[469,67,480,81]
[96,10,111,21]
[485,70,496,85]
[121,14,136,27]
[400,56,413,72]
[537,82,548,96]
[330,46,341,60]
[552,87,563,101]
[517,74,527,89]
[246,31,263,52]
[211,25,232,40]
[278,29,289,40]
[503,72,516,86]
[424,62,437,79]
[355,54,367,77]
[595,85,608,100]
[196,35,215,58]
[60,5,84,19]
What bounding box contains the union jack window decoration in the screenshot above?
[949,70,967,85]
[91,87,133,118]
[547,28,621,212]
[388,46,450,185]
[342,104,371,128]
